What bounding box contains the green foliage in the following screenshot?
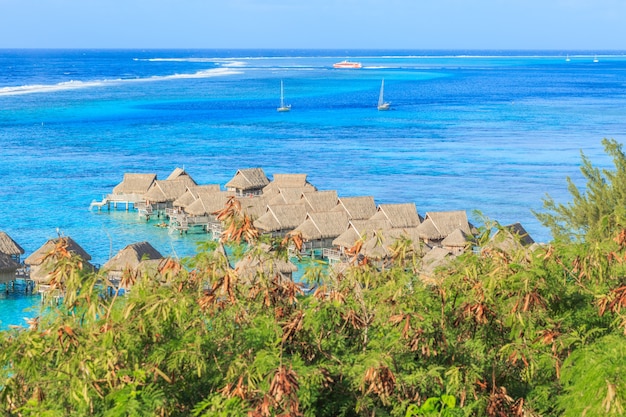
[534,138,626,242]
[405,395,462,416]
[557,334,626,416]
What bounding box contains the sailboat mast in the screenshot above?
[378,79,384,106]
[280,80,285,107]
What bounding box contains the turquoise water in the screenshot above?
[2,49,626,328]
[0,284,40,329]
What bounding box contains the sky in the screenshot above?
[1,0,625,50]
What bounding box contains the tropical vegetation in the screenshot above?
[1,139,625,416]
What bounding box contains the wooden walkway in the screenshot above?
[89,193,145,212]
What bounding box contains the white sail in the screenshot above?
[277,80,291,112]
[377,79,390,111]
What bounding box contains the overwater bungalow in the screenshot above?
[369,203,421,228]
[420,246,456,281]
[268,187,312,206]
[166,167,195,182]
[237,195,271,220]
[487,222,536,253]
[0,231,25,263]
[0,253,20,284]
[24,236,94,286]
[416,210,473,246]
[331,196,377,220]
[327,218,391,262]
[174,191,235,235]
[301,190,339,213]
[103,173,157,210]
[441,228,473,255]
[172,184,222,211]
[253,203,308,238]
[234,244,298,284]
[142,175,197,216]
[225,168,270,197]
[342,223,427,264]
[289,210,349,256]
[263,173,317,196]
[101,241,164,290]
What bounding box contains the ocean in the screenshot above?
[1,49,626,328]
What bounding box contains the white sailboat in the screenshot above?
[377,79,390,111]
[565,54,570,62]
[593,55,599,63]
[277,80,291,112]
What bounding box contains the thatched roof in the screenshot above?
[254,204,307,233]
[144,177,198,203]
[360,227,427,260]
[488,223,536,252]
[237,195,271,220]
[24,236,92,266]
[441,228,472,248]
[225,168,270,191]
[185,191,233,216]
[422,210,472,239]
[268,188,309,205]
[332,196,377,220]
[0,231,24,256]
[112,173,157,195]
[360,229,394,260]
[370,203,421,228]
[415,218,442,240]
[291,211,349,241]
[332,219,391,249]
[0,252,19,272]
[173,184,221,208]
[102,241,163,272]
[420,247,455,277]
[332,228,360,250]
[302,190,339,213]
[263,174,317,195]
[166,167,196,183]
[235,244,298,282]
[25,236,94,284]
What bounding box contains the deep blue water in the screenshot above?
[2,49,626,328]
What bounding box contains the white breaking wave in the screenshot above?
[0,68,241,96]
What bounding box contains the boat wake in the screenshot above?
[0,68,241,96]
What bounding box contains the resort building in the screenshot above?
[0,253,20,285]
[238,195,271,220]
[289,210,349,256]
[420,247,457,281]
[416,210,473,246]
[173,184,222,211]
[233,244,298,284]
[300,190,339,213]
[254,203,308,238]
[0,231,25,263]
[441,228,473,255]
[24,236,94,286]
[268,187,311,206]
[175,191,235,235]
[369,202,422,228]
[142,169,197,216]
[108,173,157,209]
[331,196,377,220]
[101,241,164,290]
[263,173,316,196]
[487,222,536,253]
[328,218,391,262]
[225,168,270,197]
